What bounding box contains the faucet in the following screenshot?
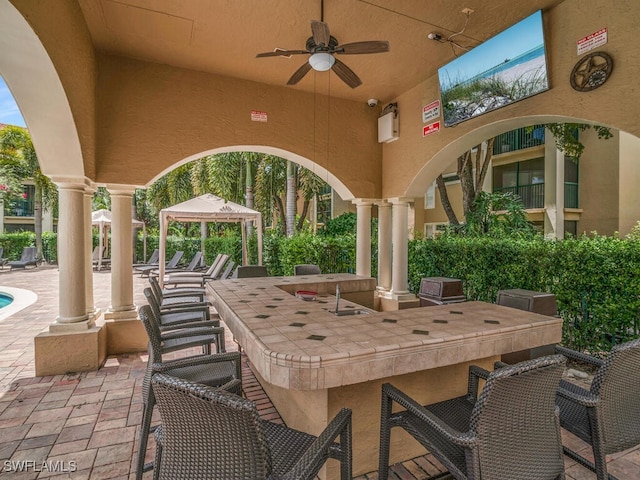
[335,284,341,315]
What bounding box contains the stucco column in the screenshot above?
[106,186,137,319]
[389,197,413,298]
[84,187,96,316]
[544,127,565,239]
[51,181,90,329]
[376,200,392,292]
[352,199,374,277]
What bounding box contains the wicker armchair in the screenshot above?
[555,339,640,480]
[379,355,567,480]
[231,265,269,278]
[136,305,240,480]
[294,264,321,275]
[151,372,352,480]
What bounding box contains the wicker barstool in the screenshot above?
[135,304,236,480]
[379,355,567,480]
[151,372,352,480]
[293,264,321,275]
[556,338,640,480]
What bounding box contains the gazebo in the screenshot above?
[158,194,263,284]
[91,209,146,270]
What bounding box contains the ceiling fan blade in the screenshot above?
[336,40,390,55]
[256,50,309,58]
[311,20,331,46]
[332,58,362,89]
[287,61,313,85]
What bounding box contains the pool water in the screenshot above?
[0,293,13,309]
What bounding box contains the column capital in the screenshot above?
[387,197,414,206]
[50,176,94,191]
[375,199,391,207]
[351,198,378,206]
[106,184,138,196]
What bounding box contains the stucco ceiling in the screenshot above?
[78,0,563,104]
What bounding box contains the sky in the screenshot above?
[0,75,26,128]
[438,10,545,90]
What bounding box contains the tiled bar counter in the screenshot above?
[208,274,563,478]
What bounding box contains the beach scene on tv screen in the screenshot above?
[438,10,549,127]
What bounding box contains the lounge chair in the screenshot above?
[154,251,203,276]
[164,254,230,288]
[8,247,38,270]
[136,251,184,277]
[0,248,7,269]
[133,248,159,268]
[92,246,111,271]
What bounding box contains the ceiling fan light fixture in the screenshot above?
[308,52,335,71]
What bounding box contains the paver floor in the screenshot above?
[0,265,638,479]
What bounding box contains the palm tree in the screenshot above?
[285,160,296,237]
[0,125,57,259]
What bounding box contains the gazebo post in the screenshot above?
[241,219,247,265]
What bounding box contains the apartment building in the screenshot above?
[416,126,640,239]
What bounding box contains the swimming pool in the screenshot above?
[0,293,13,308]
[0,287,37,321]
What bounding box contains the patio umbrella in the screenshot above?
[91,209,146,270]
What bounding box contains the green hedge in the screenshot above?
[408,235,640,354]
[0,232,35,260]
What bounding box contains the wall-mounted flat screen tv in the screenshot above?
[438,10,549,127]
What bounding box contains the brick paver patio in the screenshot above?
[0,265,638,479]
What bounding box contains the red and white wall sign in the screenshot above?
[577,28,607,55]
[251,110,268,122]
[423,121,441,137]
[422,100,440,123]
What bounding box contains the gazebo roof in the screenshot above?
[92,209,145,227]
[160,194,261,223]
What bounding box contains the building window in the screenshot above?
[493,158,545,209]
[564,220,577,237]
[564,157,579,208]
[4,184,35,217]
[424,223,447,238]
[425,183,435,209]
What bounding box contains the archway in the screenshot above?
[146,145,355,201]
[0,0,84,178]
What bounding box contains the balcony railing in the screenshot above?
[495,182,579,210]
[495,183,545,209]
[4,199,34,217]
[493,125,545,155]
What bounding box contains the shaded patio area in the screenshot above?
[0,266,638,479]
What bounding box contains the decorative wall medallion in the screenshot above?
[570,51,613,92]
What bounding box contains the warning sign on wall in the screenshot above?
[422,100,440,123]
[251,110,268,122]
[577,28,607,56]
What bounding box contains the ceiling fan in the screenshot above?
[256,19,389,89]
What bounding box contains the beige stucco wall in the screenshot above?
[383,0,640,199]
[617,131,640,236]
[95,53,382,198]
[577,129,620,235]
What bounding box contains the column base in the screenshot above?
[375,290,420,311]
[104,306,148,355]
[35,313,107,376]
